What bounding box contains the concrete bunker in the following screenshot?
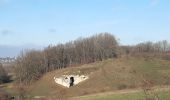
[54,75,88,88]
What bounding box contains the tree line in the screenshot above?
[15,33,119,84]
[121,40,170,58]
[15,33,170,84]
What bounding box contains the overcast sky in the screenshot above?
[0,0,170,57]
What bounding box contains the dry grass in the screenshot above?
[10,57,170,99]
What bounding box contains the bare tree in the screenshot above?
[15,33,119,84]
[15,50,46,85]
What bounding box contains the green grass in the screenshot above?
[71,91,170,100]
[1,83,18,97]
[71,92,144,100]
[126,58,170,85]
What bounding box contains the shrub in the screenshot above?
[0,89,11,100]
[0,63,9,84]
[117,84,127,90]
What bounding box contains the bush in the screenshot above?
[0,89,11,100]
[0,63,9,84]
[117,84,127,90]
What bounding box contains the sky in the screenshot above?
[0,0,170,57]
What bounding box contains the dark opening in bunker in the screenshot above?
[70,77,74,87]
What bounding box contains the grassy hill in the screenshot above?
[3,57,170,99]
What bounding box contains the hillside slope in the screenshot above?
[26,57,170,99]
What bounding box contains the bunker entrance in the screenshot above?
[70,77,74,87]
